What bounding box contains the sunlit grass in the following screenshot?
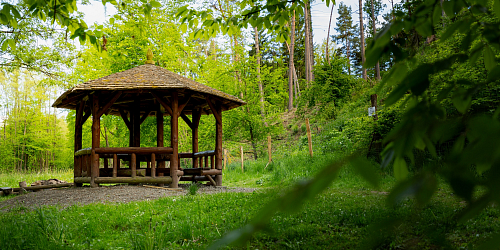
[0,169,73,188]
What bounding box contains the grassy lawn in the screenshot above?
[0,154,499,249]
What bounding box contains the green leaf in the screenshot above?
[351,158,379,188]
[7,38,15,50]
[393,157,408,181]
[109,17,115,25]
[494,0,500,19]
[387,173,437,206]
[150,1,161,8]
[432,4,442,27]
[440,20,463,41]
[487,65,500,82]
[483,45,496,71]
[1,39,8,51]
[180,23,187,33]
[452,88,472,114]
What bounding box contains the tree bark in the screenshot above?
[371,0,381,80]
[288,11,296,111]
[359,0,367,80]
[326,4,334,64]
[254,27,267,126]
[304,0,315,84]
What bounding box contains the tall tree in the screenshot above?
[334,3,357,75]
[304,0,314,84]
[359,0,367,80]
[288,11,296,111]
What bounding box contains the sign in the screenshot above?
[368,107,376,117]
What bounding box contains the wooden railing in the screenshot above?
[74,147,220,185]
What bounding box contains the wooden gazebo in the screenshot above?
[53,51,245,188]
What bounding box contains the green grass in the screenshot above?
[0,155,499,249]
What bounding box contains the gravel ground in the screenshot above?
[0,184,258,212]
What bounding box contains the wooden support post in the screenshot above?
[267,135,272,162]
[170,91,179,188]
[104,158,109,169]
[306,118,313,157]
[215,103,223,186]
[211,155,215,169]
[113,154,118,178]
[157,104,165,184]
[199,157,203,168]
[223,149,227,170]
[240,146,244,173]
[91,95,100,188]
[192,109,201,168]
[205,156,209,170]
[131,153,136,178]
[151,153,156,177]
[74,101,84,186]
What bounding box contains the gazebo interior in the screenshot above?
[53,51,245,188]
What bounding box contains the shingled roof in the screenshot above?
[53,61,245,116]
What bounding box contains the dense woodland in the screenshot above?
[1,0,500,248]
[0,0,499,175]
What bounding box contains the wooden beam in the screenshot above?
[150,92,173,115]
[119,109,132,130]
[94,147,174,154]
[205,96,222,124]
[178,96,191,115]
[82,111,91,125]
[140,110,151,125]
[94,177,172,184]
[97,91,122,118]
[192,108,201,168]
[133,97,141,148]
[60,93,88,106]
[157,104,165,181]
[180,112,193,130]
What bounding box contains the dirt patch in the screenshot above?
[0,184,259,212]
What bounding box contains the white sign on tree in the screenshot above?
[368,107,376,117]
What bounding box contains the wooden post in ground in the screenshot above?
[170,91,179,188]
[223,148,227,169]
[157,103,165,185]
[267,135,272,162]
[192,109,201,168]
[91,94,101,187]
[240,146,244,173]
[74,101,84,186]
[214,103,223,186]
[306,118,313,157]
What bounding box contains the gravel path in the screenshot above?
[0,185,258,212]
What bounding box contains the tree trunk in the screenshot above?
[326,4,334,64]
[371,0,381,80]
[288,11,296,111]
[359,0,367,80]
[304,0,315,84]
[255,27,267,126]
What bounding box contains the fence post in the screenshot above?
[267,135,272,162]
[240,146,244,173]
[306,118,313,157]
[223,148,227,169]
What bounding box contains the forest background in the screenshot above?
[1,0,500,248]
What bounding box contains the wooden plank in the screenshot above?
[94,177,172,184]
[94,147,174,154]
[12,183,74,192]
[97,91,122,118]
[143,185,182,192]
[151,92,173,116]
[202,169,222,176]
